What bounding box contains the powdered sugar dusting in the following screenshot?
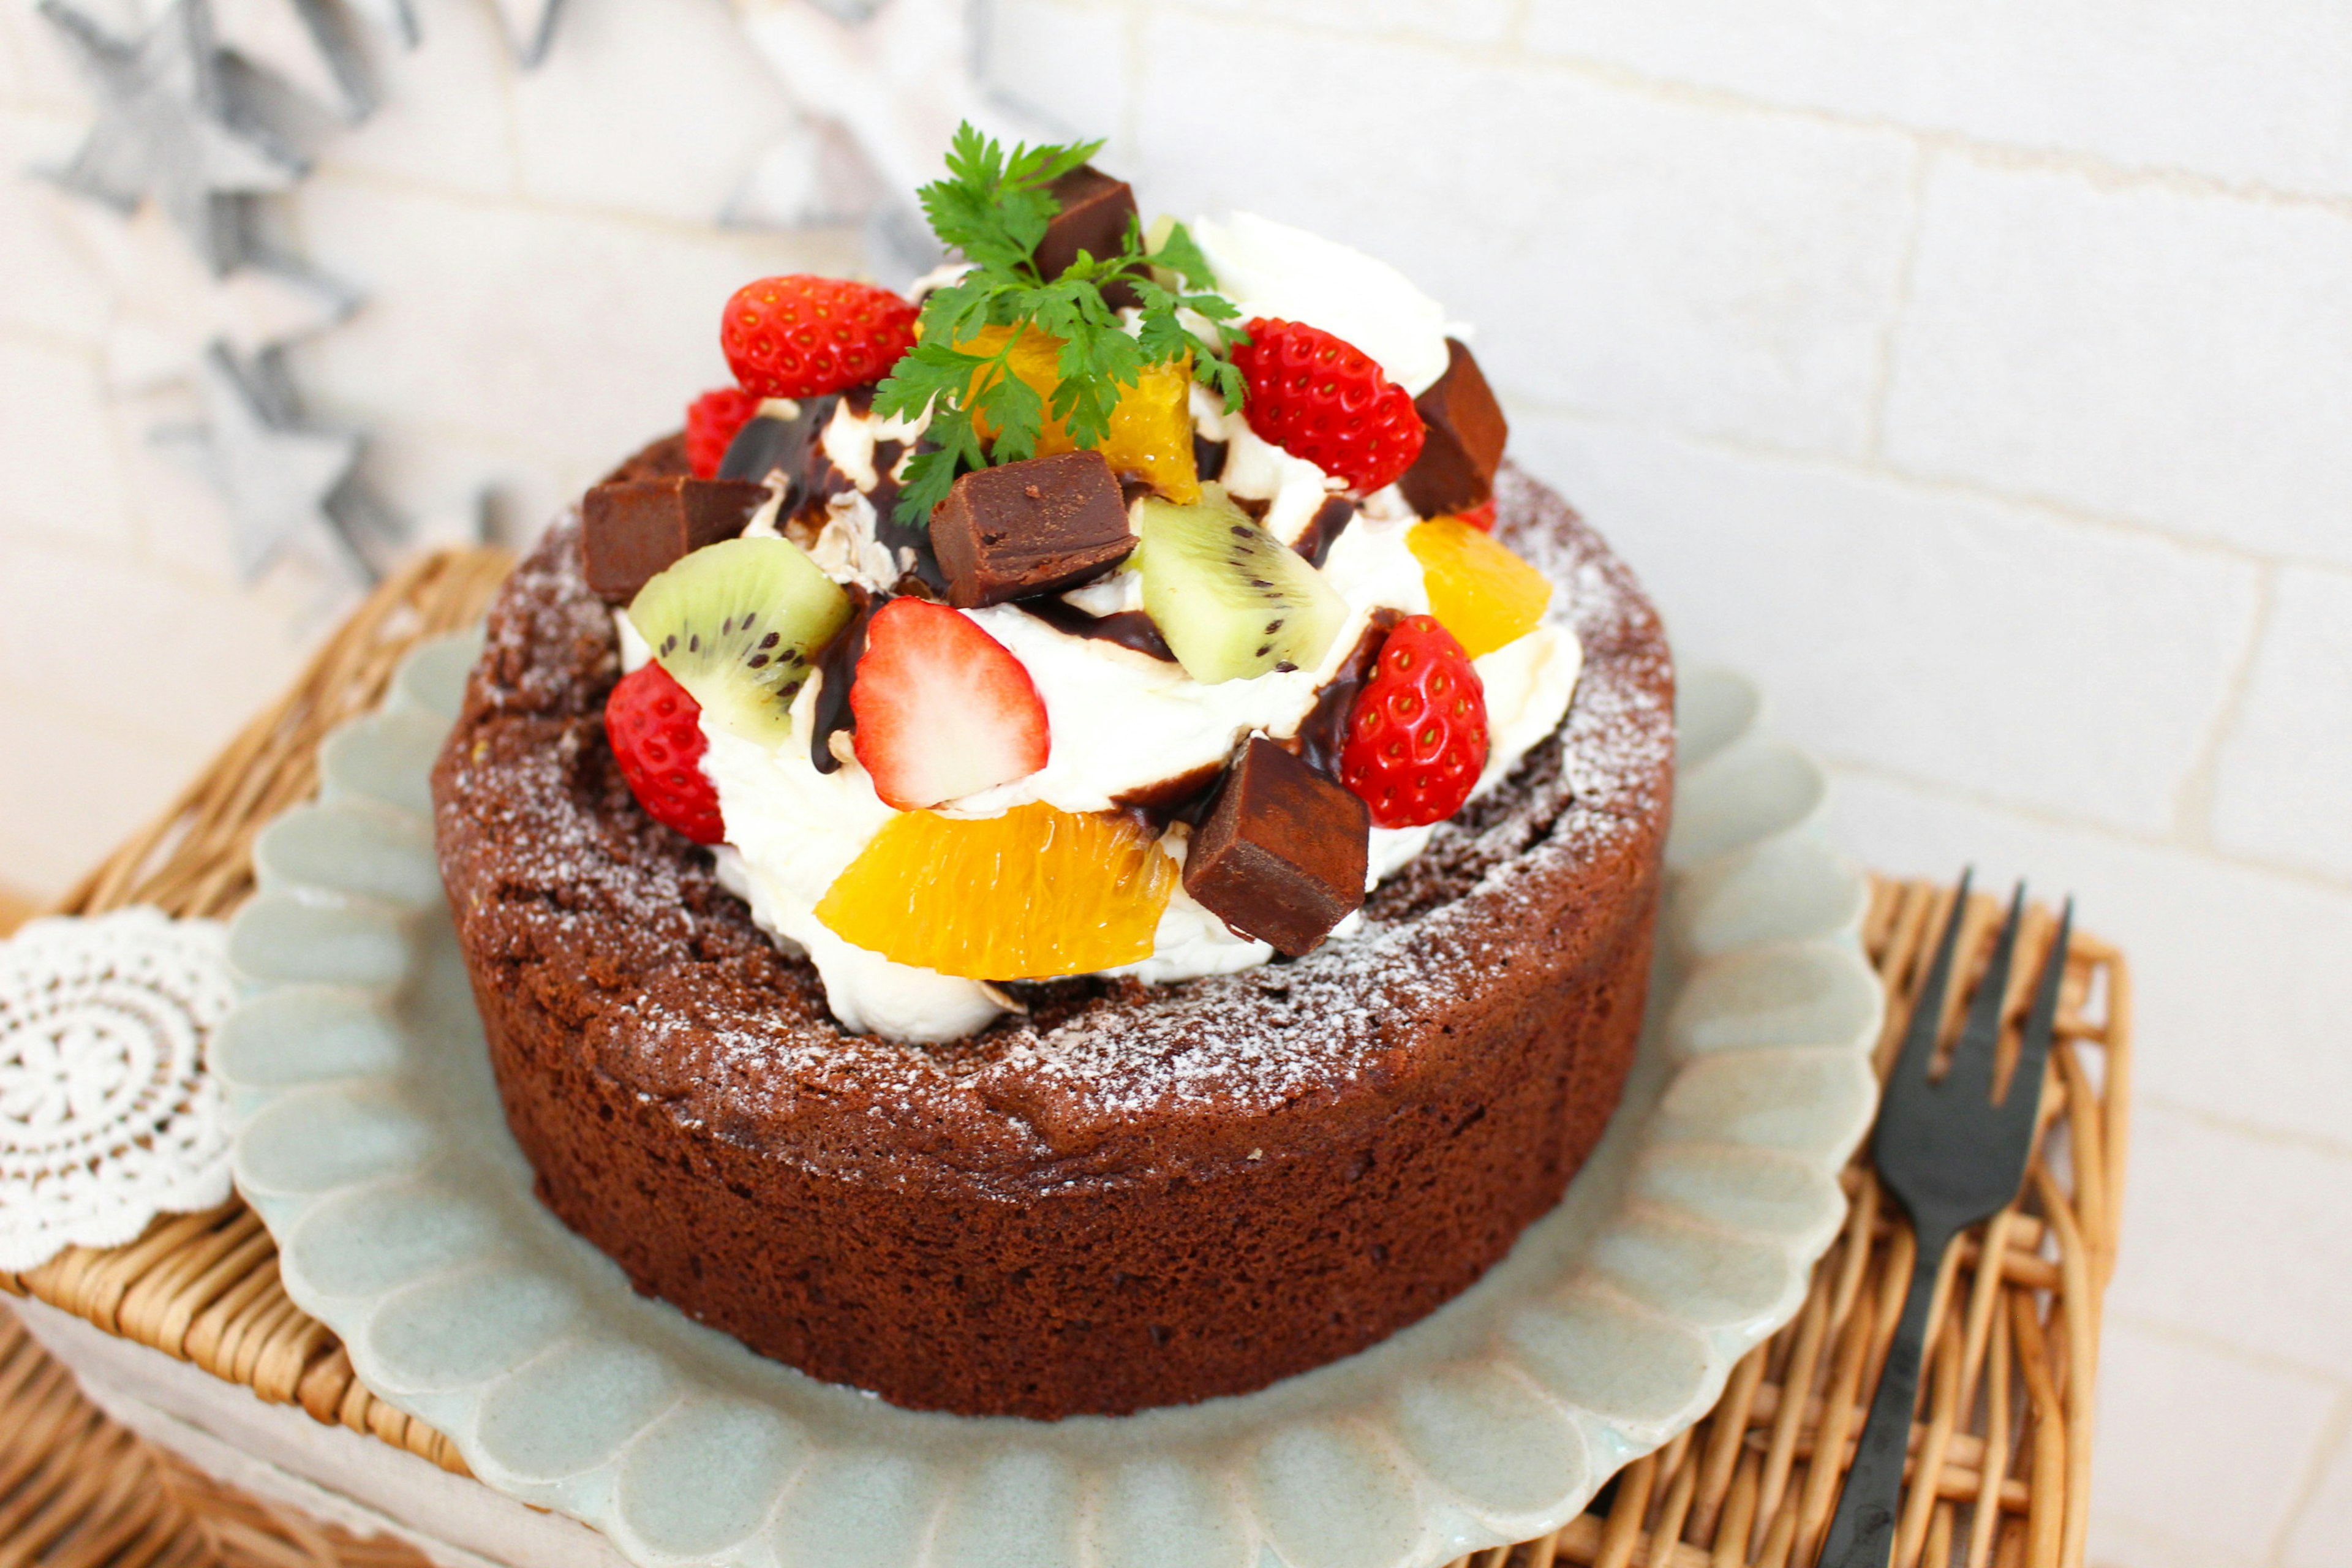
[432,462,1673,1181]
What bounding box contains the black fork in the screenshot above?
[1817,874,2073,1568]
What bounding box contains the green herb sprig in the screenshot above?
[872,124,1248,524]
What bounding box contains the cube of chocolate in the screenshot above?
[580,475,767,605]
[1038,165,1140,309]
[1183,737,1370,957]
[930,450,1136,608]
[1397,338,1510,518]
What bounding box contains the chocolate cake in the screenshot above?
[432,455,1674,1420]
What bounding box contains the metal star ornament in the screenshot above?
[728,0,1055,284]
[488,0,567,67]
[209,0,385,123]
[164,343,371,583]
[37,0,314,274]
[340,0,420,50]
[45,195,355,393]
[334,0,570,66]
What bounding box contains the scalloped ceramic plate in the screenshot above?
[217,633,1881,1568]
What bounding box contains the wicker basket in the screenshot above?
[0,548,2128,1568]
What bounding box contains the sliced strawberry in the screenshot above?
[606,663,726,843]
[685,386,761,478]
[851,598,1049,809]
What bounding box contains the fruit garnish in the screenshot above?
[1229,317,1426,493]
[850,598,1050,809]
[1450,498,1497,533]
[722,275,918,399]
[1407,516,1551,658]
[605,663,725,844]
[872,124,1246,522]
[815,802,1175,979]
[627,537,853,745]
[1128,486,1348,684]
[959,323,1199,502]
[685,386,761,479]
[1340,615,1490,828]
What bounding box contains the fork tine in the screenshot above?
[1890,868,1973,1087]
[1998,897,2073,1128]
[1945,882,2027,1104]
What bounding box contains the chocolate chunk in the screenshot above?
[580,475,767,605]
[1038,165,1140,309]
[1397,339,1509,518]
[1183,737,1370,957]
[1291,496,1357,568]
[930,450,1137,609]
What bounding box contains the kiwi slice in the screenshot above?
[627,537,853,744]
[1130,484,1348,684]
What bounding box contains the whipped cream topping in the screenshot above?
[619,407,1580,1041]
[1192,212,1458,395]
[617,226,1573,1042]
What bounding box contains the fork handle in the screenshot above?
[1817,1225,1953,1567]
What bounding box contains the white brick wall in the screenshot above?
[2,2,2346,1561]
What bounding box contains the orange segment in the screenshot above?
[1408,516,1553,658]
[815,802,1177,980]
[961,325,1200,503]
[1093,358,1198,502]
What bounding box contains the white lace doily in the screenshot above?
[0,907,237,1273]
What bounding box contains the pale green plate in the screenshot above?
[217,633,1879,1568]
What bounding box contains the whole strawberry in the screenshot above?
[1232,317,1427,493]
[685,386,762,478]
[722,276,918,399]
[1339,615,1489,827]
[606,663,726,844]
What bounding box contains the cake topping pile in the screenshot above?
[870,128,1246,522]
[575,125,1579,1042]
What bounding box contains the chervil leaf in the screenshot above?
[880,123,1248,523]
[1149,220,1219,291]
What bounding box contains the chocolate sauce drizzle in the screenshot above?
[1020,597,1177,662]
[1291,496,1357,568]
[717,393,840,506]
[1111,760,1224,826]
[870,437,951,596]
[1291,608,1403,778]
[1193,434,1229,483]
[809,587,876,775]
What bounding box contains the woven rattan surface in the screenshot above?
[0,548,2128,1568]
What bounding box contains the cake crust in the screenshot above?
[431,456,1675,1420]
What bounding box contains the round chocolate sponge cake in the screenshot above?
[431,455,1675,1420]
